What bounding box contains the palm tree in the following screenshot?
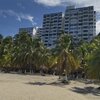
[88,47,100,80]
[0,36,13,72]
[87,35,100,80]
[12,32,35,73]
[78,42,89,76]
[54,33,79,81]
[12,31,48,73]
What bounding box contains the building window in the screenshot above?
[83,34,88,36]
[83,30,88,32]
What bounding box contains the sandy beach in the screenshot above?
[0,73,100,100]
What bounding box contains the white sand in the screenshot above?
[0,73,99,100]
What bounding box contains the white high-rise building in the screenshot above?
[41,12,63,48]
[36,28,43,38]
[64,6,96,43]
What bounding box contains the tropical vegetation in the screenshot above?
[0,31,100,81]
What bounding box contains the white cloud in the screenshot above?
[34,0,62,6]
[34,0,100,12]
[70,0,100,12]
[0,10,36,26]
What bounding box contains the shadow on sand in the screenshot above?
[25,81,69,87]
[70,86,100,96]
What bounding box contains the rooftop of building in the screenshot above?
[43,12,62,17]
[66,6,94,11]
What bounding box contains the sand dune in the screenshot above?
[0,73,100,100]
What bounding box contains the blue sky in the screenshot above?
[0,0,100,36]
